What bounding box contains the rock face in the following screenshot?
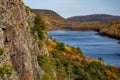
[0,0,47,80]
[0,28,4,48]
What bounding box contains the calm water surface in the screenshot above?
[48,30,120,67]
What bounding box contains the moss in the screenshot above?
[0,78,5,80]
[42,72,56,80]
[27,21,32,28]
[34,77,40,80]
[0,48,4,55]
[0,63,12,78]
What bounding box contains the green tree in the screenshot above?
[31,14,46,40]
[56,42,65,51]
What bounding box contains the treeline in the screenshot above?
[69,21,105,31]
[68,20,120,39]
[99,20,120,39]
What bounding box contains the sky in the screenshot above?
[23,0,120,18]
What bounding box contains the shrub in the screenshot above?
[105,70,118,79]
[53,39,57,43]
[42,73,55,80]
[65,62,74,79]
[77,47,82,54]
[25,6,30,14]
[37,41,44,49]
[98,57,103,61]
[0,48,4,55]
[37,55,56,80]
[51,49,59,58]
[56,42,65,51]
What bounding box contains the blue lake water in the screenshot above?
[48,30,120,67]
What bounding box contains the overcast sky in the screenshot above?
[23,0,120,18]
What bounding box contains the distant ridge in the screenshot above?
[34,9,69,30]
[67,14,120,22]
[34,9,66,24]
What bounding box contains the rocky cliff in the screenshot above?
[0,0,48,80]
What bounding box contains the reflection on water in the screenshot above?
[48,30,120,67]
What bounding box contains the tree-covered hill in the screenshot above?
[67,14,120,22]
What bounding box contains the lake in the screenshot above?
[48,30,120,67]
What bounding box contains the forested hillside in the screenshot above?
[34,9,70,30]
[67,14,120,22]
[100,20,120,39]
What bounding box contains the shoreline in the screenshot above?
[48,30,120,67]
[49,29,120,41]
